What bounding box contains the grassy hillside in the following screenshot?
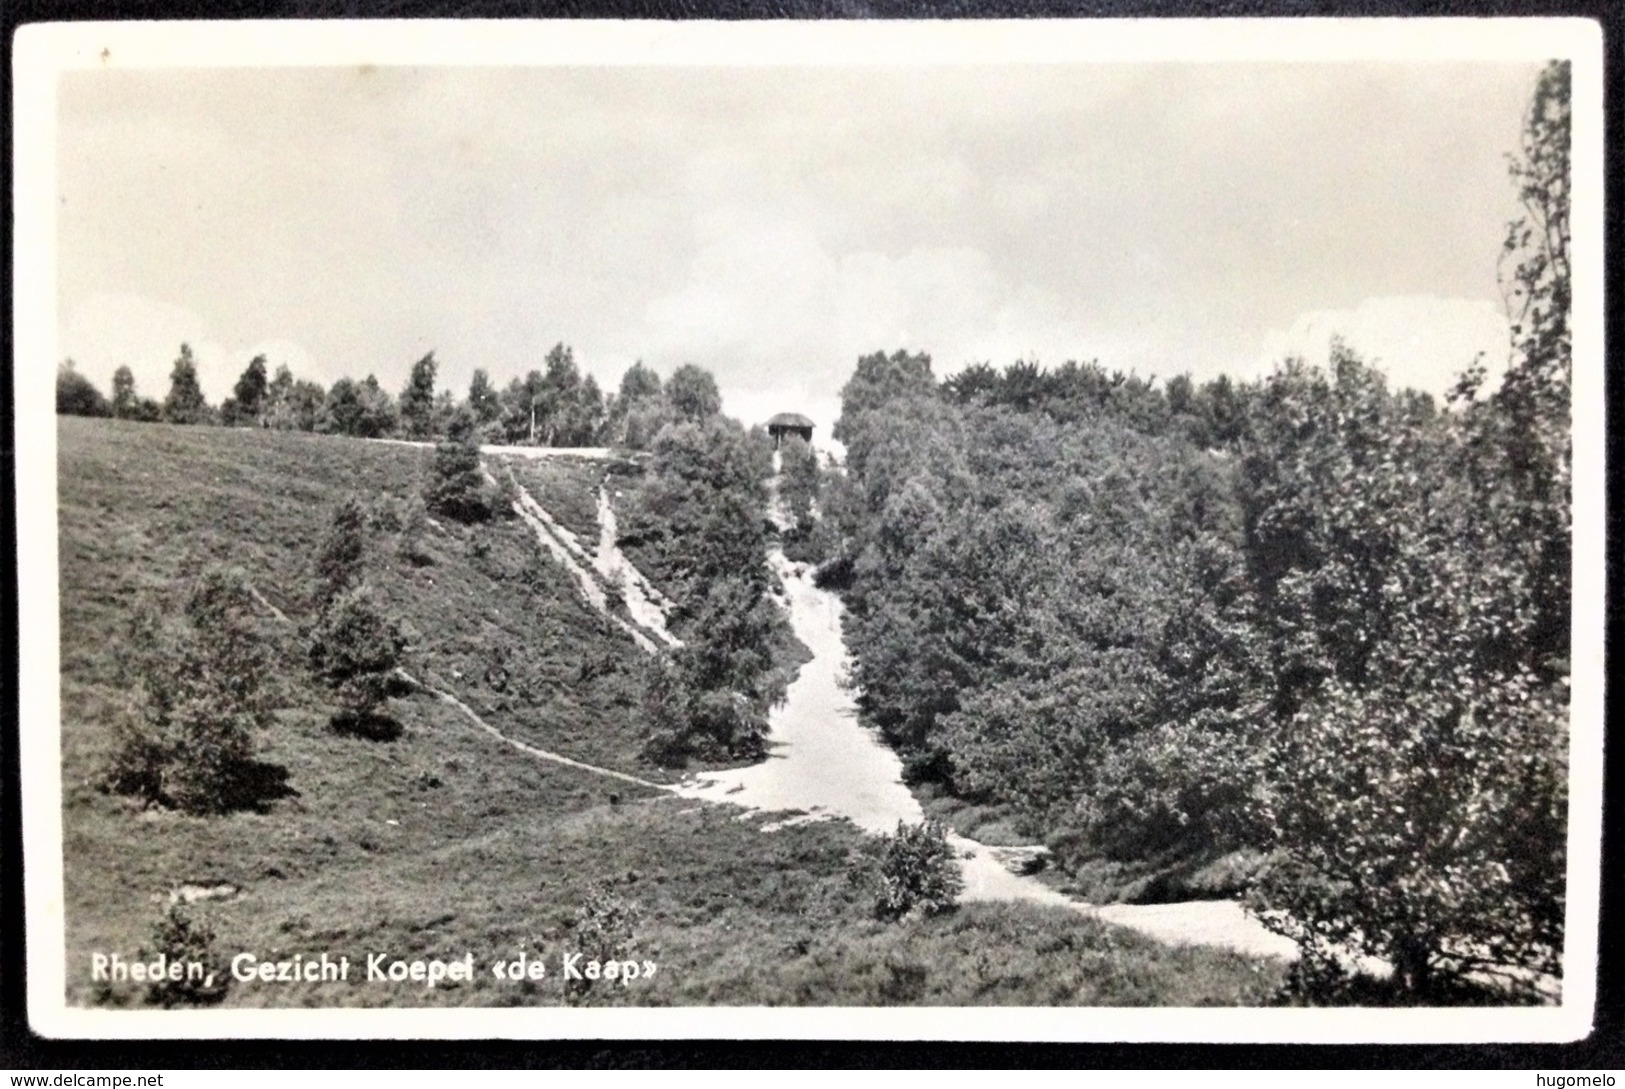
[55,417,1286,1008]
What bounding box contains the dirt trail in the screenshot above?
[594,485,680,648]
[396,667,670,791]
[500,466,675,653]
[673,547,1301,963]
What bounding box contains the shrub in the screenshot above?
[56,359,110,417]
[308,585,407,738]
[565,883,643,1001]
[313,497,367,610]
[639,653,769,766]
[425,409,498,523]
[873,819,963,921]
[145,904,230,1007]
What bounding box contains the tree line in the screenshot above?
[56,342,725,452]
[818,62,1571,1002]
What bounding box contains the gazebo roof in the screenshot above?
[767,412,815,430]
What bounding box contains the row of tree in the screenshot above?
[821,62,1572,1001]
[56,345,727,453]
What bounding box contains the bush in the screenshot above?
[639,653,769,766]
[145,904,230,1007]
[425,409,503,523]
[873,819,963,921]
[57,360,110,417]
[104,568,274,815]
[308,585,407,737]
[565,883,643,1002]
[313,497,367,610]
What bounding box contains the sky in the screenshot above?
[56,60,1540,438]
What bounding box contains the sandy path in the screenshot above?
[674,551,1302,962]
[594,486,680,648]
[674,551,924,834]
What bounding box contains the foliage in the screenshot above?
[265,366,326,432]
[313,497,368,610]
[617,410,795,764]
[163,344,211,425]
[307,584,407,739]
[872,819,964,920]
[640,575,784,763]
[778,433,821,532]
[104,567,275,814]
[56,360,110,417]
[1465,58,1573,677]
[319,374,397,438]
[666,363,722,424]
[230,355,269,426]
[467,368,502,433]
[809,68,1572,1002]
[144,904,230,1007]
[399,352,439,440]
[110,365,137,419]
[424,409,501,523]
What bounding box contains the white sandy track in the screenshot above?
[497,464,677,653]
[594,485,680,648]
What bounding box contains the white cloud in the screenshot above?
[1256,295,1511,396]
[61,293,322,404]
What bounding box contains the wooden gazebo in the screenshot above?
[766,412,815,449]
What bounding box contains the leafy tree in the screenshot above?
[232,355,269,426]
[1464,58,1572,677]
[163,344,210,425]
[499,370,545,444]
[266,362,294,408]
[429,388,460,438]
[56,359,110,417]
[666,363,721,423]
[618,360,662,403]
[468,368,502,431]
[1239,347,1566,999]
[834,350,936,446]
[354,374,398,438]
[577,374,606,445]
[111,365,138,419]
[265,366,326,432]
[778,432,821,532]
[399,352,439,440]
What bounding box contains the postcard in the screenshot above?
[13,15,1605,1042]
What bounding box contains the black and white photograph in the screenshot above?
[12,18,1605,1041]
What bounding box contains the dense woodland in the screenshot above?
[814,62,1572,1000]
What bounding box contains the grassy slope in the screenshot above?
[498,455,608,552]
[56,417,1284,1008]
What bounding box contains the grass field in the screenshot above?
[55,417,1286,1008]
